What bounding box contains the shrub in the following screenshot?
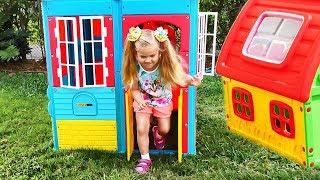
[0,0,39,62]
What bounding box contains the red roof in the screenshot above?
[216,0,320,102]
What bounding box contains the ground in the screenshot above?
[0,60,47,73]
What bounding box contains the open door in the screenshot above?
[197,12,218,76]
[178,88,183,162]
[125,90,134,160]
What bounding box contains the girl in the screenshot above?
[122,26,201,174]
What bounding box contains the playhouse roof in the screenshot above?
[216,0,320,102]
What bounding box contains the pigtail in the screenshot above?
[159,40,186,87]
[122,39,138,89]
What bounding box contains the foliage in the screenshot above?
[0,0,41,62]
[28,0,43,45]
[0,45,20,61]
[0,13,20,62]
[200,0,247,49]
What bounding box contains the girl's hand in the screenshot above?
[189,74,202,87]
[136,98,147,110]
[132,90,147,110]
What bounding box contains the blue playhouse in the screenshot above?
[42,0,217,161]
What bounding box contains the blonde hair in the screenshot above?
[122,29,185,89]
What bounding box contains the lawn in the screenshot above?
[0,72,319,179]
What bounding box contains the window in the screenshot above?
[55,16,109,88]
[242,11,304,64]
[270,101,295,138]
[232,88,254,121]
[56,17,79,88]
[80,16,108,87]
[197,12,218,76]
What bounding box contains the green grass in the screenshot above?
[0,72,319,179]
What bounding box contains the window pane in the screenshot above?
[69,66,76,86]
[204,55,213,74]
[248,37,270,56]
[68,44,75,64]
[62,65,68,86]
[94,42,103,63]
[84,43,93,63]
[266,41,287,62]
[277,19,302,38]
[82,19,92,41]
[93,19,102,40]
[60,43,67,64]
[66,20,73,41]
[257,17,282,35]
[85,65,94,85]
[95,65,104,85]
[58,20,66,41]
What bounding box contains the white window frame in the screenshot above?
[242,11,304,64]
[197,12,218,77]
[55,17,80,89]
[79,16,108,88]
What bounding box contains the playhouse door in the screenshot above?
[123,14,190,161]
[125,90,134,160]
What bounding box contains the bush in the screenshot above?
[0,14,20,62]
[0,0,41,62]
[200,0,247,50]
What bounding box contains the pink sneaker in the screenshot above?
[152,126,166,150]
[135,159,152,174]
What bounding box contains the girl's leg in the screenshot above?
[157,117,171,136]
[152,117,171,150]
[135,112,151,155]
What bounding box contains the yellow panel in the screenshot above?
[223,77,306,165]
[178,89,183,163]
[125,91,134,161]
[57,120,117,151]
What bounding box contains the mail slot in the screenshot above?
[73,93,97,116]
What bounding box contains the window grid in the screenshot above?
[56,17,80,88]
[242,11,304,64]
[232,87,254,121]
[270,101,295,138]
[197,12,218,77]
[80,16,107,88]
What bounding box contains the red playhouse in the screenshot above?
[217,0,320,167]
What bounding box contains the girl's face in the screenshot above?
[136,43,160,71]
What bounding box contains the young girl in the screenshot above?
[122,26,201,174]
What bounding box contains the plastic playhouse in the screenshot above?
[217,0,320,167]
[42,0,217,162]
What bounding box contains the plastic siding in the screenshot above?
[44,0,113,16]
[52,87,116,118]
[43,0,198,155]
[224,77,306,165]
[305,67,320,168]
[122,0,190,14]
[187,0,198,155]
[113,0,126,153]
[182,88,189,153]
[57,120,117,150]
[42,1,59,150]
[222,77,231,123]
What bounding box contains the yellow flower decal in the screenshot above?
[154,27,168,42]
[127,26,142,42]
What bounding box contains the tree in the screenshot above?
[200,0,247,49]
